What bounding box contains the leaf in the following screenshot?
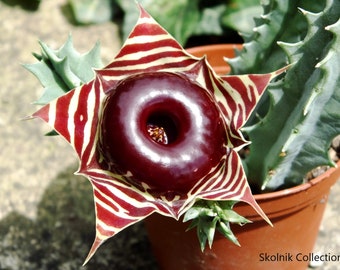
[221,209,251,224]
[183,203,216,222]
[217,220,240,246]
[45,130,59,136]
[24,61,70,105]
[264,14,340,189]
[221,0,263,34]
[24,35,103,105]
[183,207,201,221]
[242,1,340,190]
[205,217,219,249]
[68,0,112,24]
[117,0,200,45]
[184,200,250,250]
[193,4,226,36]
[227,0,293,74]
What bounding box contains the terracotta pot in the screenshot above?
[145,160,340,270]
[185,44,242,74]
[144,45,340,270]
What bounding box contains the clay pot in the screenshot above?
[145,160,340,270]
[185,44,242,74]
[144,45,340,270]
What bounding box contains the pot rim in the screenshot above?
[231,160,340,220]
[253,160,340,201]
[186,44,243,75]
[186,43,243,53]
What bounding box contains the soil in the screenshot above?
[304,136,340,181]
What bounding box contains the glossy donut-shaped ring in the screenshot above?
[99,72,226,193]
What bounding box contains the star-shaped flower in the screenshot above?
[32,5,287,264]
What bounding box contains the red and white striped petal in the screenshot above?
[32,4,286,263]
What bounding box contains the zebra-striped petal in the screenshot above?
[33,4,287,264]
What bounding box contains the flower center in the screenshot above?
[98,72,226,193]
[146,112,179,145]
[147,124,168,144]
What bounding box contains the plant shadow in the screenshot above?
[1,0,40,11]
[0,165,158,270]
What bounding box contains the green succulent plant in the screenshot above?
[26,0,339,258]
[230,0,339,191]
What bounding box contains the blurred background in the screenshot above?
[0,0,339,269]
[0,1,158,269]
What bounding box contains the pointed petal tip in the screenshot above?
[272,63,293,78]
[83,237,105,266]
[242,189,272,227]
[253,205,272,227]
[136,1,150,18]
[31,104,50,122]
[252,200,272,227]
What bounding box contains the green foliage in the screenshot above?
[24,35,103,105]
[68,0,113,24]
[183,0,340,249]
[116,0,204,45]
[221,0,263,34]
[229,0,340,191]
[183,201,250,251]
[67,0,259,46]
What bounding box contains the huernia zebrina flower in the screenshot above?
[32,5,287,264]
